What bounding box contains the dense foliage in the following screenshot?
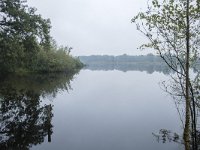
[0,0,83,73]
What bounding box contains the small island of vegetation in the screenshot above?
[0,0,83,74]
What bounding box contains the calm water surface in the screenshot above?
[0,70,184,150]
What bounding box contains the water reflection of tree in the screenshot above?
[153,128,200,146]
[152,129,182,144]
[152,94,200,148]
[0,72,77,149]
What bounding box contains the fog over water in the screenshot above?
[28,0,151,56]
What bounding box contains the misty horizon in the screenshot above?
[27,0,152,56]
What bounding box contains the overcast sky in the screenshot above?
[28,0,149,56]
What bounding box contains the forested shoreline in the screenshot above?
[0,0,83,73]
[79,54,200,74]
[79,54,164,64]
[79,54,200,67]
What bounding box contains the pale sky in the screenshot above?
[28,0,150,56]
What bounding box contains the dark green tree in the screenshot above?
[0,0,51,71]
[0,0,83,73]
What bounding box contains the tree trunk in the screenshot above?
[183,0,190,149]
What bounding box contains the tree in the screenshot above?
[132,0,200,149]
[0,0,51,71]
[0,0,83,73]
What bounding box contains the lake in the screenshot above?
[0,69,184,150]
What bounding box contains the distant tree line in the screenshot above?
[79,54,200,74]
[79,53,164,64]
[79,54,171,73]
